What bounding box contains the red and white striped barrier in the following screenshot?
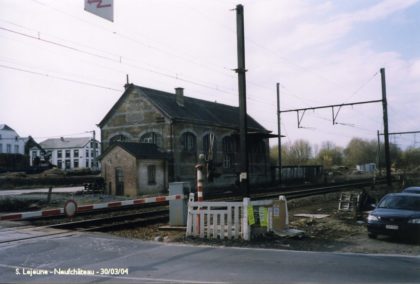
[0,194,184,221]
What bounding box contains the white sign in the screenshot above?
[84,0,113,22]
[64,199,78,218]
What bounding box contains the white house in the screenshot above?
[33,137,101,170]
[356,163,376,173]
[0,124,26,155]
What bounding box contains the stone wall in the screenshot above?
[137,159,167,195]
[100,88,271,192]
[101,91,170,151]
[101,147,137,197]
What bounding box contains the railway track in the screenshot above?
[3,178,387,239]
[47,208,168,232]
[207,178,386,202]
[253,179,385,200]
[0,209,169,245]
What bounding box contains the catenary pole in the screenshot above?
[235,4,249,197]
[376,130,381,176]
[277,82,282,184]
[380,68,392,186]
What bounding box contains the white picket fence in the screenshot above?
[186,197,278,240]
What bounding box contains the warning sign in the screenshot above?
[84,0,113,22]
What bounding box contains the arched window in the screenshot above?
[140,132,163,148]
[203,133,216,161]
[110,134,127,144]
[181,132,196,153]
[222,136,236,168]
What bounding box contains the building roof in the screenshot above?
[0,124,15,131]
[40,137,92,149]
[99,84,270,132]
[98,142,169,160]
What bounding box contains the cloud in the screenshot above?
[336,0,419,23]
[261,0,420,53]
[243,0,420,148]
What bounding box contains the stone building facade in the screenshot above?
[98,84,274,195]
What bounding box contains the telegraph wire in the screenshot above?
[0,26,118,63]
[342,71,379,102]
[25,1,284,95]
[4,1,409,144]
[0,18,122,62]
[33,131,96,139]
[29,0,235,77]
[0,25,235,97]
[0,63,122,92]
[1,26,270,107]
[0,21,272,104]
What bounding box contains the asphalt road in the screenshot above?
[0,230,419,284]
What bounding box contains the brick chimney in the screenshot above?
[175,87,184,107]
[124,74,130,90]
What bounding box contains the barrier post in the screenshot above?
[242,197,250,240]
[196,154,205,202]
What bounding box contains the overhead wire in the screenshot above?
[0,25,238,99]
[28,0,236,77]
[0,63,122,92]
[1,23,275,108]
[25,0,288,101]
[4,0,409,148]
[3,2,302,114]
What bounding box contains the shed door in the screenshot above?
[115,167,124,196]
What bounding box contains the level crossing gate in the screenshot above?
[186,197,286,240]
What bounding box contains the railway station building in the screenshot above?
[98,83,274,197]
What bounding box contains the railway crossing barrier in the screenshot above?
[0,193,184,221]
[186,195,289,240]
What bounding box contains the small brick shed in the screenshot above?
[99,142,169,197]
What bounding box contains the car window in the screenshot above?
[378,195,420,211]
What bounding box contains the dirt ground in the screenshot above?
[112,187,420,256]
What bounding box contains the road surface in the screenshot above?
[0,225,419,283]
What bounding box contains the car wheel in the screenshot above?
[368,233,377,239]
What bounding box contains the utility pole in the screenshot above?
[235,4,249,197]
[376,130,381,176]
[380,68,392,186]
[276,83,282,185]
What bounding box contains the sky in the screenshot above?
[1,0,420,151]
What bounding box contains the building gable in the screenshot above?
[99,85,169,129]
[0,124,15,132]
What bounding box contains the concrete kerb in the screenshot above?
[0,194,184,221]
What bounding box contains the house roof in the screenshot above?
[98,142,168,160]
[40,137,92,149]
[0,124,15,131]
[99,84,269,132]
